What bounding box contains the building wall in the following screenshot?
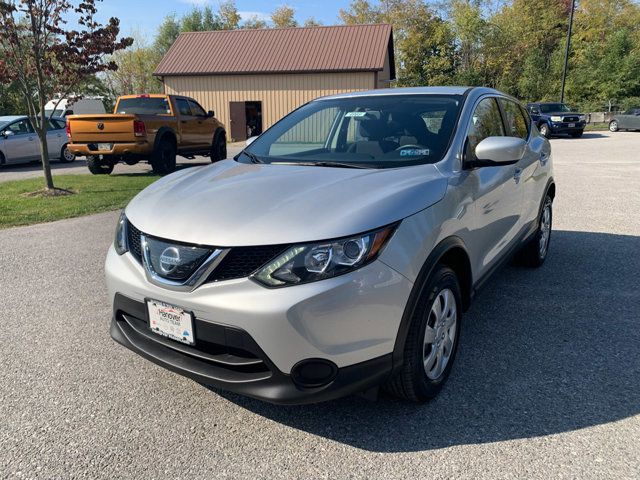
[162,72,376,139]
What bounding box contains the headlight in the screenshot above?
[550,116,562,122]
[252,225,397,287]
[578,115,586,121]
[114,211,128,255]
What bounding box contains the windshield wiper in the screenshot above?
[241,150,263,164]
[270,161,374,169]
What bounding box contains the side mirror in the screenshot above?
[207,110,215,118]
[245,136,258,147]
[1,130,14,138]
[469,137,526,168]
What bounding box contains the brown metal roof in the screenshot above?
[155,24,394,77]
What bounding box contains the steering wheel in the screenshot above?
[395,144,429,151]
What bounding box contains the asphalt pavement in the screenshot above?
[0,131,639,479]
[0,143,244,183]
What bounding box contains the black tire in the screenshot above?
[517,195,553,268]
[570,130,584,138]
[385,265,462,402]
[151,137,177,175]
[59,144,75,163]
[539,123,551,138]
[210,130,227,163]
[86,155,114,175]
[608,120,619,132]
[0,152,5,166]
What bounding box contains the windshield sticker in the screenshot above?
[400,148,430,157]
[345,111,370,118]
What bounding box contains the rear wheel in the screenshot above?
[608,120,619,132]
[385,265,462,402]
[151,138,177,175]
[210,130,227,163]
[0,152,5,166]
[518,195,553,268]
[86,155,114,175]
[59,144,75,163]
[539,123,551,138]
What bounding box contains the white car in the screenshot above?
[0,116,75,166]
[44,97,106,117]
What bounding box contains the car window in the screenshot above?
[47,119,65,131]
[176,99,192,116]
[499,99,529,139]
[246,95,462,168]
[116,97,171,115]
[466,98,505,161]
[188,100,206,117]
[5,119,34,136]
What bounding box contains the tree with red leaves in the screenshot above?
[0,0,132,191]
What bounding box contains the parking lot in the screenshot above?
[1,131,638,478]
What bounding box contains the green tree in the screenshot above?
[303,17,323,27]
[242,15,268,29]
[219,1,241,30]
[339,0,380,24]
[271,5,298,28]
[154,15,181,56]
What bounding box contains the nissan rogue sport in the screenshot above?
[106,87,555,404]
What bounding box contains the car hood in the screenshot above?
[126,159,448,246]
[545,111,582,116]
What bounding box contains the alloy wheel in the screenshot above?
[539,202,552,258]
[423,288,458,380]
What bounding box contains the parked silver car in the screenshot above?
[609,108,640,132]
[106,87,555,404]
[0,115,75,166]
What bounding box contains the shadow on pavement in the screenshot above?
[220,230,640,452]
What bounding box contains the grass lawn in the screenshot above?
[0,174,159,228]
[585,123,610,131]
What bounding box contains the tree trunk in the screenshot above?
[37,101,54,190]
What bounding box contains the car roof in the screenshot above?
[0,115,27,123]
[318,86,476,100]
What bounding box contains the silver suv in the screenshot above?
[106,87,554,404]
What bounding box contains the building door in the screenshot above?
[229,102,247,141]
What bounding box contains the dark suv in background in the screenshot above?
[526,102,586,138]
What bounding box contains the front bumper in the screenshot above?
[105,246,412,403]
[549,122,585,134]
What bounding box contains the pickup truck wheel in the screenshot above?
[59,144,75,163]
[539,123,551,138]
[384,265,462,403]
[86,155,114,175]
[151,138,177,174]
[210,131,227,163]
[518,195,553,268]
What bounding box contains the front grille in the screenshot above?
[563,116,579,122]
[127,220,142,262]
[208,244,291,282]
[126,220,289,283]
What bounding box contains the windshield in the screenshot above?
[45,109,65,118]
[243,94,463,169]
[115,97,171,115]
[539,103,572,113]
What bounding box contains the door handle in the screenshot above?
[513,167,522,184]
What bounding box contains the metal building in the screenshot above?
[154,24,395,141]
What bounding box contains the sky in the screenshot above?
[98,0,353,43]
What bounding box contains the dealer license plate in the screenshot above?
[98,143,113,151]
[568,123,575,128]
[147,299,195,345]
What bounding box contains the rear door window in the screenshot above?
[175,99,192,116]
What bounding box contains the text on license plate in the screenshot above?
[568,123,575,128]
[98,143,112,151]
[147,299,195,345]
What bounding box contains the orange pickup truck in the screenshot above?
[67,94,227,174]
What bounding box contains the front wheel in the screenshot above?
[539,123,551,138]
[86,155,114,175]
[385,265,462,402]
[609,120,619,132]
[59,144,75,163]
[210,130,227,163]
[517,195,553,267]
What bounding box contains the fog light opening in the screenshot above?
[291,359,338,388]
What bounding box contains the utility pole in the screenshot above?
[560,0,576,104]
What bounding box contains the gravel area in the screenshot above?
[0,131,638,479]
